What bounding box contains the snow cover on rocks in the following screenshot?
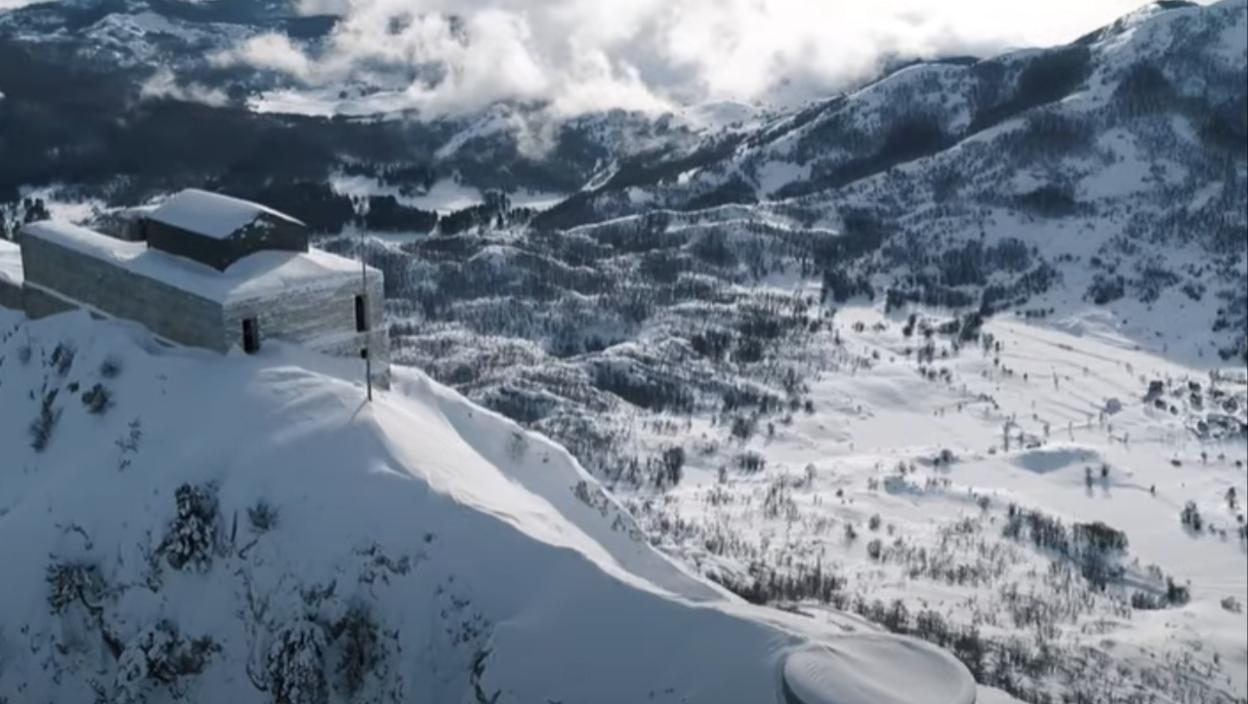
[0,307,973,704]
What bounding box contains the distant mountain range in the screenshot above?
[1,3,1246,702]
[0,0,1243,357]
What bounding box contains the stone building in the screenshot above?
[144,189,310,270]
[0,189,389,387]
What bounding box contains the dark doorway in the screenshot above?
[242,318,260,354]
[354,294,368,332]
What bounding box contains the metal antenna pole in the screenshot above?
[361,231,372,402]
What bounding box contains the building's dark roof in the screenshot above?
[147,189,305,240]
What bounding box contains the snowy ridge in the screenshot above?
[544,0,1244,220]
[535,0,1247,363]
[0,307,974,703]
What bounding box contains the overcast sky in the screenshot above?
[2,0,1212,114]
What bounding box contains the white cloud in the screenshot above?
[140,68,230,107]
[213,33,317,81]
[213,0,1202,117]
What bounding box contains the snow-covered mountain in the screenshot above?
[1,0,1246,702]
[0,0,707,212]
[537,0,1247,360]
[0,307,979,703]
[3,1,1242,364]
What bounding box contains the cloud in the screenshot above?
[214,33,317,81]
[139,68,230,107]
[211,0,1192,118]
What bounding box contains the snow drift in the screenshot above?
[0,307,973,703]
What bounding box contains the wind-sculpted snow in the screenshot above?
[783,639,977,704]
[0,307,975,703]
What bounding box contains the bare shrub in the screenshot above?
[82,383,113,415]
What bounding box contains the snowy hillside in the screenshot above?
[536,0,1248,362]
[0,307,976,704]
[1,1,1246,701]
[636,304,1247,700]
[372,216,1247,699]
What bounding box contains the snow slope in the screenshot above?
[630,302,1248,700]
[0,307,974,704]
[531,0,1247,362]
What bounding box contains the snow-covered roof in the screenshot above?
[22,220,368,304]
[0,238,22,286]
[147,189,305,240]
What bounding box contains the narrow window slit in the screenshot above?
[242,317,260,354]
[354,295,368,332]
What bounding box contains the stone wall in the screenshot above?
[222,270,390,383]
[20,235,228,351]
[20,235,390,386]
[21,285,78,319]
[0,278,21,311]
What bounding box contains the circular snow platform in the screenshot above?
[781,635,976,704]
